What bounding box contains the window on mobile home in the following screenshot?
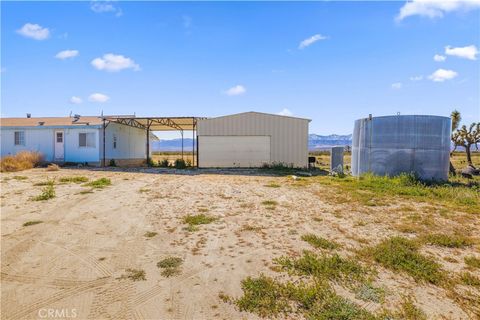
[14,131,25,146]
[79,132,96,148]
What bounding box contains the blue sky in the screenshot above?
[1,1,479,137]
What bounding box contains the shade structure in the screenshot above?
[103,116,207,131]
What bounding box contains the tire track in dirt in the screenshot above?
[0,272,99,288]
[3,277,109,320]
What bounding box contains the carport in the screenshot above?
[102,116,206,167]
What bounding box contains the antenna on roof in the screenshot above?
[101,110,104,117]
[69,111,72,117]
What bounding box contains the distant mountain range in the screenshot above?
[151,134,353,151]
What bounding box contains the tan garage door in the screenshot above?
[198,136,270,168]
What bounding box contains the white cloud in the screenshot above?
[225,85,246,96]
[410,75,423,81]
[396,0,480,21]
[90,1,123,16]
[433,54,446,62]
[278,108,293,116]
[445,45,478,60]
[16,23,50,40]
[391,82,403,89]
[55,50,79,60]
[88,93,110,102]
[299,34,328,49]
[428,68,458,82]
[91,54,140,72]
[70,96,83,104]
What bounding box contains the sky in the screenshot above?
[1,0,479,139]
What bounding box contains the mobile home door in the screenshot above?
[54,130,64,161]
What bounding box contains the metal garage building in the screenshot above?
[197,112,310,168]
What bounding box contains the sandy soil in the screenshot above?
[1,168,478,319]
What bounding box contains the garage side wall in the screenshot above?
[197,113,309,168]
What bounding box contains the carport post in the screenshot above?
[181,130,184,160]
[192,118,195,167]
[102,118,106,167]
[146,120,151,166]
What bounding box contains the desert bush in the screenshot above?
[157,256,183,277]
[84,178,111,188]
[174,158,186,169]
[46,163,60,171]
[464,256,480,269]
[235,274,376,319]
[33,185,55,201]
[361,237,444,285]
[301,234,339,250]
[422,233,473,248]
[59,176,89,183]
[159,159,170,167]
[23,220,43,227]
[0,151,43,172]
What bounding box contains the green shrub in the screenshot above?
[362,237,444,285]
[301,234,339,250]
[274,251,366,284]
[460,272,480,287]
[59,176,88,183]
[157,256,183,277]
[183,214,217,227]
[423,233,473,248]
[109,159,116,167]
[23,220,43,227]
[235,274,376,319]
[174,158,186,169]
[159,159,170,167]
[84,178,111,188]
[144,231,157,238]
[464,256,480,269]
[33,185,55,201]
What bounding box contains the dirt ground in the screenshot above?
[1,167,479,319]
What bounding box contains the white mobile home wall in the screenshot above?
[197,112,310,168]
[0,126,102,163]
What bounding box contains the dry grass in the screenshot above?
[0,151,43,172]
[46,163,60,171]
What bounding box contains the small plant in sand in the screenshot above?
[422,233,473,248]
[13,176,28,180]
[265,182,281,188]
[301,234,339,250]
[464,256,480,269]
[59,176,89,183]
[34,179,55,186]
[32,185,55,201]
[144,231,158,238]
[360,237,445,285]
[157,256,183,277]
[159,159,170,167]
[121,268,146,281]
[23,220,43,227]
[459,272,480,287]
[83,178,111,188]
[183,214,217,231]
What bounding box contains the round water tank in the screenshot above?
[351,115,451,180]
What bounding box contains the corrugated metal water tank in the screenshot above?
[351,115,451,180]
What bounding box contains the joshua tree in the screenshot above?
[451,110,480,167]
